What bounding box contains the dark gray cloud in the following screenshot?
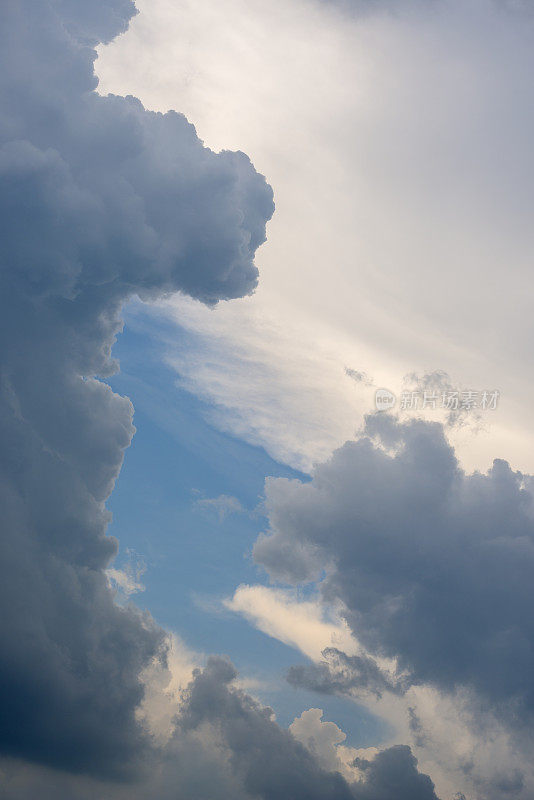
[287,647,404,698]
[0,0,272,781]
[351,745,439,800]
[0,657,440,799]
[255,414,534,724]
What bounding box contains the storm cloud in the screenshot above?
[0,656,440,799]
[0,0,272,779]
[255,413,534,723]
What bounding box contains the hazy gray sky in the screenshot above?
[98,0,534,475]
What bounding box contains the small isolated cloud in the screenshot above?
[106,567,145,598]
[107,549,146,600]
[193,493,245,520]
[345,368,374,387]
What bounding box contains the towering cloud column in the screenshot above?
[0,0,273,777]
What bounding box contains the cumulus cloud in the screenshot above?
[290,707,440,800]
[350,744,440,800]
[254,413,534,791]
[2,656,441,799]
[0,0,272,781]
[171,658,440,800]
[176,656,358,800]
[290,707,349,773]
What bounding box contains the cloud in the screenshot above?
[224,585,403,699]
[177,656,358,800]
[193,492,245,520]
[4,0,534,797]
[254,413,534,791]
[345,368,374,388]
[224,584,358,661]
[136,633,199,745]
[400,370,484,430]
[158,292,376,473]
[288,707,440,800]
[107,549,147,599]
[0,656,441,799]
[173,657,439,800]
[0,0,272,782]
[287,647,405,699]
[290,708,349,773]
[350,744,440,800]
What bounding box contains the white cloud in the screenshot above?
[290,708,362,780]
[193,492,245,520]
[224,584,358,661]
[106,551,146,600]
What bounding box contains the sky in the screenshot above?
[2,1,534,798]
